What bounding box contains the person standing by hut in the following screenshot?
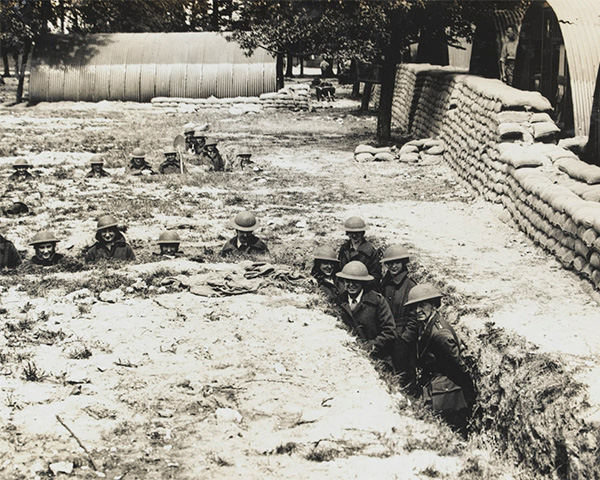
[500,25,519,86]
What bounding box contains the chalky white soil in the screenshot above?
[0,87,597,479]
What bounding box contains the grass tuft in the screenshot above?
[22,361,47,382]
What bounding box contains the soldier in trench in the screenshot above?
[0,232,22,269]
[338,216,382,289]
[86,154,110,178]
[85,215,136,262]
[221,211,269,258]
[401,284,475,434]
[29,230,64,266]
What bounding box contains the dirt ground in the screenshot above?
[0,77,598,479]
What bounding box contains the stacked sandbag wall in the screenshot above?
[391,64,600,293]
[151,83,310,112]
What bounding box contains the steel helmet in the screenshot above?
[29,230,59,245]
[96,214,119,231]
[343,216,368,232]
[237,146,252,156]
[313,245,339,262]
[183,123,196,134]
[163,146,178,156]
[158,231,181,244]
[382,245,409,263]
[13,159,31,168]
[229,211,259,231]
[204,137,218,146]
[404,284,443,307]
[90,154,104,165]
[130,148,146,158]
[336,261,374,282]
[193,128,207,138]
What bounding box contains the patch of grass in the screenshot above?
[305,448,337,462]
[68,345,92,359]
[34,329,66,345]
[5,318,36,332]
[208,452,233,467]
[274,442,297,455]
[22,361,47,382]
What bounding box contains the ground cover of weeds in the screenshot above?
[0,84,597,478]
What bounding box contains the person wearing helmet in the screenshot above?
[0,233,22,269]
[336,261,399,367]
[86,154,110,178]
[227,146,254,171]
[159,147,184,174]
[380,245,416,334]
[403,284,474,431]
[338,216,382,287]
[310,245,341,301]
[29,230,64,266]
[9,159,34,182]
[129,148,155,175]
[183,123,196,153]
[198,137,224,171]
[155,231,183,258]
[85,214,135,262]
[221,211,269,257]
[192,127,207,155]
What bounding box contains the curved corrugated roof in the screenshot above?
[29,32,276,103]
[545,0,600,136]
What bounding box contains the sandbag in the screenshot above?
[399,144,419,155]
[425,145,445,155]
[355,152,375,162]
[533,122,560,140]
[355,144,378,155]
[498,122,524,140]
[374,152,395,162]
[530,112,553,123]
[496,111,531,124]
[399,153,420,163]
[556,157,600,185]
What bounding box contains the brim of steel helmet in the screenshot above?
[229,218,259,231]
[314,255,340,262]
[403,292,443,307]
[14,163,31,168]
[29,238,59,245]
[344,225,368,232]
[90,161,104,165]
[382,253,409,263]
[96,222,119,231]
[336,271,374,282]
[157,240,181,244]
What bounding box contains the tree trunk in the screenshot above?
[212,0,220,31]
[300,57,304,76]
[285,53,294,77]
[276,53,284,90]
[2,50,10,77]
[16,42,31,104]
[350,59,360,99]
[360,83,373,112]
[377,27,403,141]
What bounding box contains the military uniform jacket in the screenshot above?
[129,160,156,175]
[85,232,135,262]
[159,159,185,174]
[86,169,110,178]
[416,312,473,399]
[31,253,64,266]
[337,290,396,353]
[9,171,34,181]
[381,271,416,329]
[221,235,269,257]
[338,239,382,283]
[0,235,22,269]
[317,276,341,302]
[198,151,224,171]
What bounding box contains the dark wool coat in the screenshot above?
[221,235,269,257]
[129,159,156,175]
[338,239,382,282]
[9,171,34,181]
[85,168,110,178]
[381,270,416,332]
[159,159,185,174]
[337,290,396,353]
[0,235,22,269]
[414,312,474,405]
[317,277,341,302]
[85,231,135,262]
[31,253,64,266]
[198,150,224,171]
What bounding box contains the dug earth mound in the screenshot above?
[0,94,598,478]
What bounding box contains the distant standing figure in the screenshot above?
[319,58,330,77]
[500,25,519,86]
[0,233,22,269]
[129,148,155,175]
[85,214,136,262]
[199,138,224,171]
[29,230,64,266]
[86,154,110,178]
[156,231,183,258]
[310,245,341,301]
[221,211,269,257]
[338,216,382,288]
[159,147,184,174]
[9,159,34,182]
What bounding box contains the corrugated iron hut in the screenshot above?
[516,0,600,138]
[29,32,276,103]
